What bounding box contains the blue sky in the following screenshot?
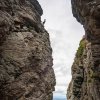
[38,0,84,97]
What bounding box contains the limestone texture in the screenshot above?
[0,0,55,100]
[67,0,100,100]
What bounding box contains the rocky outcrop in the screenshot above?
[0,0,55,100]
[67,0,100,100]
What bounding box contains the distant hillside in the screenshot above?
[53,96,66,100]
[53,93,66,100]
[53,98,66,100]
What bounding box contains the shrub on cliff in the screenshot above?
[76,38,87,58]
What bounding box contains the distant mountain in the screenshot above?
[53,97,66,100]
[53,93,66,100]
[53,98,66,100]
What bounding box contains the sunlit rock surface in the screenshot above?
[0,0,56,100]
[67,0,100,100]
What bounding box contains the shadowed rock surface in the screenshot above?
[67,0,100,100]
[0,0,56,100]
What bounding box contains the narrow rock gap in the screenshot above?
[0,0,100,99]
[38,0,84,99]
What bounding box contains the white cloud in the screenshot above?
[38,0,84,96]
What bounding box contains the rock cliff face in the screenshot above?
[67,0,100,100]
[0,0,55,100]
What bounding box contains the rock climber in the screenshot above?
[43,19,46,25]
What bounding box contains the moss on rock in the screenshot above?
[76,38,87,58]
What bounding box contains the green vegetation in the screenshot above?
[88,79,92,83]
[90,72,100,79]
[89,69,100,80]
[76,39,87,58]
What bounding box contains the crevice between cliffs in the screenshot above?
[0,0,100,100]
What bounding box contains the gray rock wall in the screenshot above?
[67,0,100,100]
[0,0,56,100]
